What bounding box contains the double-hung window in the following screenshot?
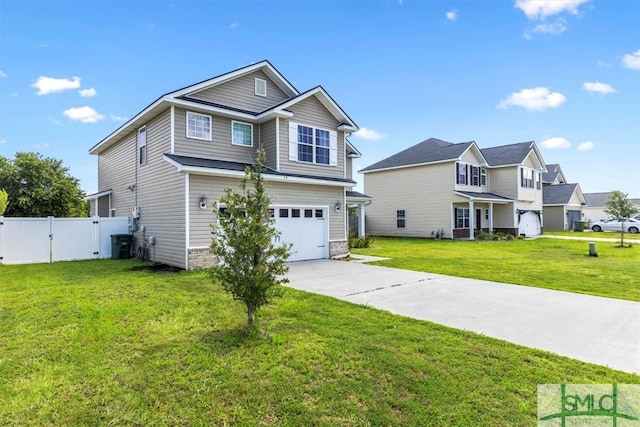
[471,166,480,186]
[138,126,147,165]
[456,208,470,228]
[480,169,487,186]
[397,210,406,228]
[232,121,253,147]
[521,168,534,188]
[289,122,336,166]
[186,112,212,141]
[456,162,468,185]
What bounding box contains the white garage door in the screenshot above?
[275,207,328,262]
[518,211,541,237]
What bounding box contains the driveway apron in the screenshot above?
[287,260,640,375]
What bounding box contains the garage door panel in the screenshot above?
[275,207,328,261]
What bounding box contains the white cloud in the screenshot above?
[531,19,567,35]
[582,82,615,95]
[597,60,612,68]
[229,22,239,29]
[622,49,640,70]
[35,142,51,149]
[49,117,66,126]
[79,88,96,97]
[110,114,128,122]
[541,137,571,150]
[63,106,105,123]
[446,9,458,21]
[498,87,566,111]
[515,0,588,20]
[353,127,388,141]
[0,70,6,78]
[0,138,6,144]
[577,141,594,151]
[32,76,81,95]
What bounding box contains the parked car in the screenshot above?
[591,218,640,233]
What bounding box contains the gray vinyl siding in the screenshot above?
[364,163,454,237]
[173,107,256,164]
[188,70,289,113]
[188,175,346,248]
[134,109,186,268]
[259,118,278,170]
[97,132,135,216]
[346,157,353,181]
[279,96,345,179]
[97,195,110,217]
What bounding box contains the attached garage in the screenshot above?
[518,211,541,237]
[274,206,328,261]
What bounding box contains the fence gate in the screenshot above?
[0,216,129,265]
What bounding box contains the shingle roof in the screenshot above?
[346,190,372,200]
[480,141,535,166]
[164,154,356,185]
[454,191,513,201]
[583,192,612,207]
[543,183,579,205]
[542,164,560,183]
[359,138,474,172]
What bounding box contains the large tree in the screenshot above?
[0,152,86,217]
[0,189,8,215]
[604,190,639,247]
[209,150,291,326]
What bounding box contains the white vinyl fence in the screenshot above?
[0,216,129,265]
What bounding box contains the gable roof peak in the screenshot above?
[360,137,476,173]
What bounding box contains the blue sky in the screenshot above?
[1,0,639,195]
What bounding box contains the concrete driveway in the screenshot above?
[287,259,640,375]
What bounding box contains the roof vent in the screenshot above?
[255,78,267,97]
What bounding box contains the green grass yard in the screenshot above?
[1,260,638,426]
[543,230,640,240]
[352,237,640,301]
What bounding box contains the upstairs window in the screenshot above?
[186,112,212,141]
[521,168,534,188]
[289,122,337,166]
[456,162,468,185]
[481,168,487,186]
[535,172,541,190]
[471,166,480,186]
[397,209,406,228]
[232,121,253,147]
[138,126,147,165]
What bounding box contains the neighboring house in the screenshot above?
[360,138,546,239]
[583,192,640,224]
[541,163,587,231]
[86,60,368,269]
[542,183,586,231]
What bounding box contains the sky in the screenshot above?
[1,0,639,196]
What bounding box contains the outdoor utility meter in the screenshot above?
[148,235,156,246]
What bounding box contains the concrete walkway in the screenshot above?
[287,260,640,375]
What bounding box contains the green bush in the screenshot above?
[349,235,373,248]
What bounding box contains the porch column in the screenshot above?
[358,203,366,237]
[469,200,475,240]
[489,203,494,234]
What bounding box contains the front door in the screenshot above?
[476,208,482,231]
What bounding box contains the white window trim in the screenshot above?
[186,111,212,141]
[231,120,254,147]
[138,126,147,166]
[288,121,337,167]
[255,78,267,97]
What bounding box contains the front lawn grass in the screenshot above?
[2,260,638,426]
[543,230,640,240]
[352,237,639,301]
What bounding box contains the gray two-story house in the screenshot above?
[87,61,365,269]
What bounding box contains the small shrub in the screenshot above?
[349,236,373,248]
